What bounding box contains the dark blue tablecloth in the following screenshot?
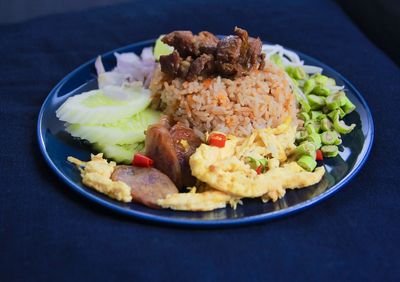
[1,0,399,281]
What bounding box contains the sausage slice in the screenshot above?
[111,165,178,209]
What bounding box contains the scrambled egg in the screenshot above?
[189,118,325,202]
[158,187,237,211]
[68,154,132,202]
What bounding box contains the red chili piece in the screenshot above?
[132,153,154,168]
[208,133,226,148]
[256,165,263,175]
[316,149,323,161]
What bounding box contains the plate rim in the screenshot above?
[37,39,375,227]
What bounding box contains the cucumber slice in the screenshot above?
[66,109,161,145]
[56,88,151,124]
[154,35,173,60]
[94,142,144,164]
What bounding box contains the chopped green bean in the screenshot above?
[298,98,311,113]
[312,85,331,97]
[303,79,316,95]
[305,120,321,134]
[291,77,299,87]
[313,74,329,85]
[305,122,316,134]
[320,117,332,131]
[307,95,326,110]
[326,91,346,110]
[298,112,310,121]
[330,110,356,134]
[295,130,308,143]
[328,108,345,120]
[320,131,340,145]
[269,53,283,68]
[285,66,295,77]
[293,141,316,159]
[341,96,356,114]
[334,136,342,145]
[307,132,322,149]
[292,66,307,80]
[321,145,339,157]
[297,155,317,172]
[310,111,324,120]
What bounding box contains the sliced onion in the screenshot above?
[303,65,323,74]
[95,56,105,75]
[326,85,345,94]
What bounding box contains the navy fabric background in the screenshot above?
[1,0,399,281]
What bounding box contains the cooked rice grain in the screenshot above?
[150,61,297,137]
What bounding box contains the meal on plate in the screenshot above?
[59,27,356,211]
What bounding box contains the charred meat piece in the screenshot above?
[111,165,178,209]
[159,51,181,77]
[196,31,219,54]
[159,27,265,80]
[145,118,202,190]
[215,35,242,62]
[162,31,197,57]
[186,54,214,81]
[245,37,263,66]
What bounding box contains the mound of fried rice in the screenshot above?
[150,60,298,137]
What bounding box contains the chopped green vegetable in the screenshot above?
[303,79,316,95]
[292,66,307,80]
[320,117,332,131]
[312,85,331,97]
[330,110,356,134]
[320,131,340,145]
[298,112,310,121]
[307,132,322,149]
[326,91,346,110]
[285,66,295,77]
[341,96,356,114]
[305,121,318,134]
[307,95,326,110]
[247,157,268,173]
[298,98,311,113]
[297,155,317,172]
[321,145,339,158]
[328,108,346,120]
[269,53,283,68]
[296,130,308,143]
[293,141,316,159]
[313,74,329,85]
[310,111,324,120]
[154,35,174,60]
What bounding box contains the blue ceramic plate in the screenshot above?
[37,39,374,227]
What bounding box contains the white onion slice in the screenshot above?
[303,65,323,74]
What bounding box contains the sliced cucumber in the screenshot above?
[66,109,161,145]
[94,142,144,164]
[154,35,173,60]
[56,88,151,124]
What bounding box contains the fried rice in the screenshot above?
[150,60,298,138]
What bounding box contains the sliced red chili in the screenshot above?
[132,153,154,168]
[208,133,226,148]
[256,165,263,175]
[316,149,323,161]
